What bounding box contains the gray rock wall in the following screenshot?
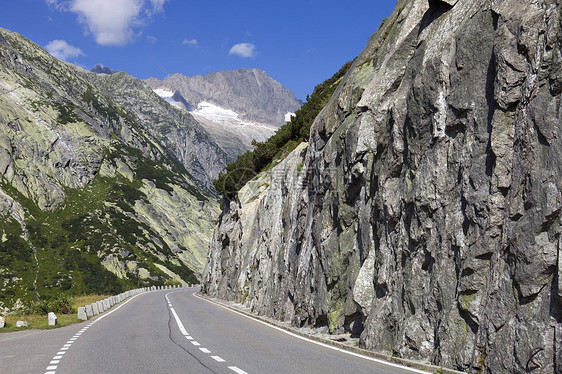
[203,0,562,372]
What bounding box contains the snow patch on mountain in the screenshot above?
[191,102,275,130]
[285,112,295,122]
[153,88,182,108]
[191,102,240,125]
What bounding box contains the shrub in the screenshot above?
[214,60,353,197]
[164,279,182,286]
[31,295,75,315]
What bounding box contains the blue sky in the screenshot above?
[1,0,396,100]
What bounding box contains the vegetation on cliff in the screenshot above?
[213,61,353,197]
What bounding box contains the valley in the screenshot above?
[1,0,561,372]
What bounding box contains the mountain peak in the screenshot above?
[145,68,300,126]
[91,64,117,75]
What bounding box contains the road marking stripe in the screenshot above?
[169,307,189,336]
[197,293,429,374]
[43,292,145,374]
[228,366,248,374]
[196,294,428,374]
[167,290,250,373]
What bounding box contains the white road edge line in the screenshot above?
[195,293,429,374]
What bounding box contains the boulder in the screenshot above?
[0,316,5,328]
[16,321,29,328]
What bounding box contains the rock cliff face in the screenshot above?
[203,0,562,372]
[0,28,223,313]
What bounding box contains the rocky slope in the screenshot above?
[202,0,562,372]
[0,27,224,313]
[146,69,302,159]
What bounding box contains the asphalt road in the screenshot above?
[0,288,427,374]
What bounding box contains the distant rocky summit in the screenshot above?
[203,0,562,372]
[146,69,302,160]
[91,64,117,75]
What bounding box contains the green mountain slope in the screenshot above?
[0,28,223,314]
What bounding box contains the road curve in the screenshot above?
[0,288,427,374]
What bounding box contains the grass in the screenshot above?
[0,294,112,333]
[72,294,110,309]
[1,314,81,333]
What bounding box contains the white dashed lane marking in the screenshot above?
[229,366,248,374]
[165,290,250,373]
[43,292,144,374]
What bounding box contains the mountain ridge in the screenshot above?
[0,27,222,313]
[146,68,301,126]
[146,69,302,159]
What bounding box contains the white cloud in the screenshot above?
[147,35,157,43]
[148,0,166,14]
[70,0,143,46]
[45,40,85,60]
[229,42,256,58]
[45,0,64,9]
[182,39,198,46]
[45,0,168,46]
